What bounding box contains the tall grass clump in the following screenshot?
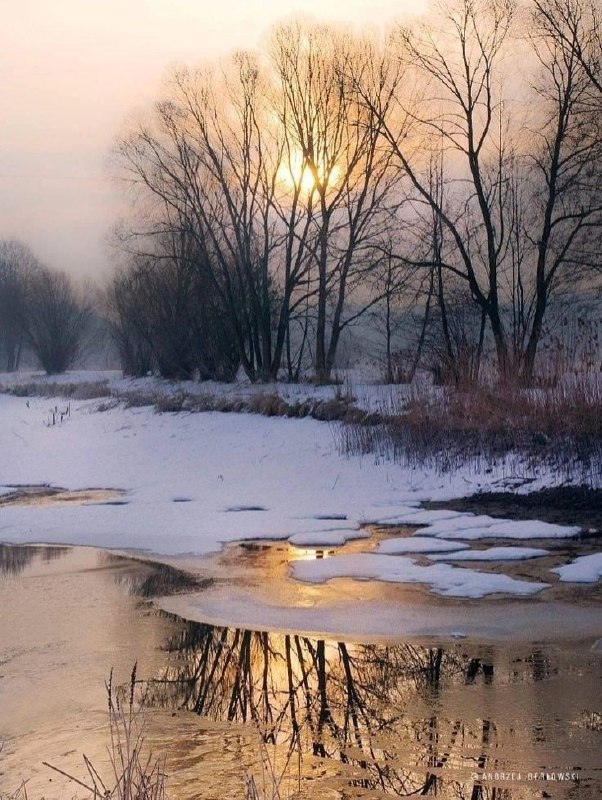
[338,375,602,484]
[244,726,300,800]
[44,665,167,800]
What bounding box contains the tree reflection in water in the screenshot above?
[0,543,69,577]
[140,621,598,798]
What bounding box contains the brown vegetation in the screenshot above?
[339,377,602,483]
[43,666,167,800]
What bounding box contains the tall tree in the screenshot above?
[0,239,37,372]
[117,52,313,382]
[521,0,602,377]
[271,24,405,382]
[355,0,602,381]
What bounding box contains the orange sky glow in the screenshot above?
[0,1,425,280]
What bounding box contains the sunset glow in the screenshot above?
[0,0,423,278]
[277,150,341,196]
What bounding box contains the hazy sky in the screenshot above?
[0,0,423,283]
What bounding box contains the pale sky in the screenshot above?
[0,0,422,283]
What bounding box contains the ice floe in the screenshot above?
[376,536,467,555]
[428,546,549,561]
[292,553,550,598]
[553,553,602,583]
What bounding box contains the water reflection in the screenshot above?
[106,555,209,598]
[0,543,69,577]
[141,622,601,799]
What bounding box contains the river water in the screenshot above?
[0,544,600,799]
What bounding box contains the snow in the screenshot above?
[288,530,368,547]
[292,553,550,598]
[0,387,591,601]
[553,553,602,583]
[376,536,467,554]
[0,394,500,558]
[375,509,466,525]
[414,515,580,540]
[428,546,550,561]
[377,540,550,562]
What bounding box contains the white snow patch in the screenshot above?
[553,553,602,583]
[292,553,550,598]
[369,510,580,541]
[426,517,580,540]
[377,537,467,555]
[0,395,494,557]
[413,514,502,536]
[375,509,466,525]
[288,530,368,547]
[428,546,549,561]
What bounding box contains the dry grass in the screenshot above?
[2,375,367,424]
[0,785,29,800]
[8,381,111,400]
[44,666,167,800]
[2,669,305,800]
[244,732,300,800]
[339,376,602,484]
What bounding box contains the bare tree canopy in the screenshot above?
[109,6,602,385]
[22,267,91,375]
[0,239,39,372]
[114,22,409,383]
[347,0,602,381]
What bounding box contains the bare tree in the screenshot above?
[384,0,517,376]
[533,0,602,95]
[116,52,314,382]
[107,227,239,380]
[353,0,602,382]
[521,0,602,378]
[271,23,406,382]
[0,239,39,372]
[106,264,155,377]
[23,267,90,375]
[115,25,410,384]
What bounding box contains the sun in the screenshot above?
[277,150,340,197]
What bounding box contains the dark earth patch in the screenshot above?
[426,485,602,533]
[225,505,267,512]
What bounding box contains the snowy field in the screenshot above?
[0,375,600,600]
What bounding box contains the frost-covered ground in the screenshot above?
[0,371,600,602]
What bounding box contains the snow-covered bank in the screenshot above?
[0,393,491,556]
[0,389,600,602]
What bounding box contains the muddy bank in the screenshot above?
[426,485,602,532]
[0,485,126,508]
